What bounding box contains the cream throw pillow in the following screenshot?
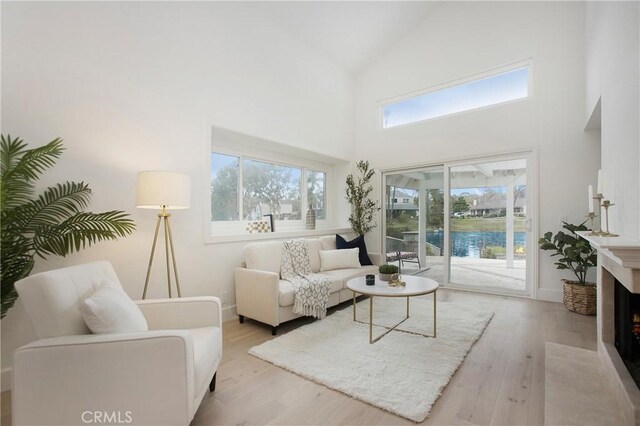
[319,248,361,271]
[81,279,148,334]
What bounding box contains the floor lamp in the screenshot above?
[136,171,190,299]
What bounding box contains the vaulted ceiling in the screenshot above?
[253,1,439,76]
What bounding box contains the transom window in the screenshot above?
[382,63,530,128]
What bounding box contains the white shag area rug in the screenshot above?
[249,296,493,422]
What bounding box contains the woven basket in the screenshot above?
[562,280,596,315]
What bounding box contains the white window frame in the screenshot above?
[208,123,348,244]
[209,148,329,228]
[379,58,533,129]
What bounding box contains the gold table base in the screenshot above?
[351,291,437,344]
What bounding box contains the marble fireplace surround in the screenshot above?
[578,232,640,425]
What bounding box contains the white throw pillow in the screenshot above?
[80,279,148,334]
[319,248,361,271]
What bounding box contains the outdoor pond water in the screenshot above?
[426,230,527,258]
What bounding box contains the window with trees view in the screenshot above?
[211,152,326,226]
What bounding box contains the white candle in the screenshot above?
[588,185,594,213]
[597,169,604,195]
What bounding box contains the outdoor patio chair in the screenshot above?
[385,236,421,268]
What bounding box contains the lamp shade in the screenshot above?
[136,171,190,209]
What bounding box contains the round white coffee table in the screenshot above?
[347,275,439,344]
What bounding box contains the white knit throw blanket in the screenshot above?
[281,239,332,319]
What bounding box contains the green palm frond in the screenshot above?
[0,135,135,318]
[20,182,92,231]
[1,136,64,210]
[34,211,136,257]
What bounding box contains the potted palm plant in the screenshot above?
[538,221,597,315]
[1,135,136,318]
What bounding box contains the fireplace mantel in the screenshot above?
[577,231,640,269]
[577,231,640,425]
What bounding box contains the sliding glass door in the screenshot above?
[384,166,444,283]
[382,151,535,298]
[447,155,532,296]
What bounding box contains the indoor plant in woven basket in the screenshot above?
[539,221,597,315]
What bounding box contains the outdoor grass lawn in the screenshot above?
[450,217,526,232]
[386,216,526,239]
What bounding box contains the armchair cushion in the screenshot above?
[81,279,148,334]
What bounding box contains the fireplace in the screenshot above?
[577,231,640,425]
[615,279,640,389]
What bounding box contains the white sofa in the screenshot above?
[235,235,381,334]
[13,261,222,426]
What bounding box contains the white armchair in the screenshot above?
[12,261,222,426]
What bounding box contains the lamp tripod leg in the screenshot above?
[163,216,172,298]
[165,217,182,297]
[142,216,163,299]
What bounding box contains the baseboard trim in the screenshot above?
[537,288,562,303]
[222,304,238,323]
[1,367,12,392]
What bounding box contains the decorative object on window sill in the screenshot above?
[305,204,316,230]
[0,135,135,319]
[247,220,271,233]
[263,214,274,232]
[136,170,190,299]
[539,221,597,315]
[345,160,381,236]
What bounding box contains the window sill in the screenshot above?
[206,227,353,244]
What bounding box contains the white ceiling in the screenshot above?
[252,1,438,76]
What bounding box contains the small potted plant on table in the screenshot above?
[378,264,399,282]
[538,222,597,315]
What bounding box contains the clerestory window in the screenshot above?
[382,63,530,129]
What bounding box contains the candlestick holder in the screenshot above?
[601,199,618,236]
[586,212,599,236]
[592,193,606,235]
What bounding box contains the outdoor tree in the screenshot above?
[211,164,238,221]
[427,189,444,228]
[451,196,470,215]
[307,171,325,219]
[513,184,526,208]
[242,161,299,217]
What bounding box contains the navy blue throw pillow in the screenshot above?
[335,234,373,266]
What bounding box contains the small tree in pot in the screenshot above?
[345,160,380,236]
[539,221,597,315]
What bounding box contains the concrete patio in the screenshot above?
[389,255,526,292]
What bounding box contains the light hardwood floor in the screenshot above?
[0,289,596,426]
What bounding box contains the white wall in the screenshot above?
[0,1,355,383]
[586,1,640,240]
[355,2,600,300]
